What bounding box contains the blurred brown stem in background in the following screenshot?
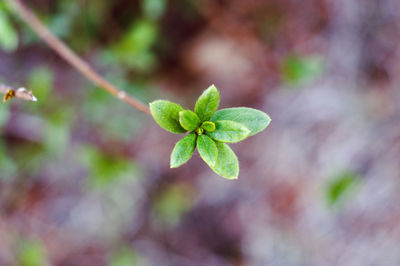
[4,0,151,115]
[0,84,37,102]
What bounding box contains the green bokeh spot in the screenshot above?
[326,170,360,207]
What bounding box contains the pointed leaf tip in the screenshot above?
[170,133,197,168]
[211,107,271,136]
[194,84,220,121]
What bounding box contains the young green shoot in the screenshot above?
[150,85,271,179]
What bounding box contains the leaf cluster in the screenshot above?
[150,85,271,179]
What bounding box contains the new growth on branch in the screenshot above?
[0,84,37,102]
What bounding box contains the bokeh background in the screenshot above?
[1,0,400,265]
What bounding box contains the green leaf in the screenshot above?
[179,110,201,131]
[211,107,271,136]
[201,121,215,132]
[197,134,218,167]
[194,84,220,121]
[170,133,197,168]
[207,120,250,143]
[150,100,187,134]
[210,142,239,179]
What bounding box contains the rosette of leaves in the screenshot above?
[149,85,271,179]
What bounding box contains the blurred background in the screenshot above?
[1,0,400,265]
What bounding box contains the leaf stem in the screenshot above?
[4,0,150,115]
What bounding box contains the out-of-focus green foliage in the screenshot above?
[281,54,324,86]
[18,239,49,266]
[2,66,73,173]
[12,143,46,176]
[44,108,72,155]
[28,67,53,105]
[83,88,146,141]
[27,67,74,156]
[108,19,159,72]
[110,248,148,266]
[0,7,18,52]
[0,103,13,180]
[0,101,10,127]
[99,0,166,73]
[153,184,193,227]
[47,1,77,40]
[80,146,140,188]
[326,170,360,206]
[18,0,109,52]
[0,142,17,180]
[142,0,167,20]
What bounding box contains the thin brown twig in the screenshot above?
[4,0,150,115]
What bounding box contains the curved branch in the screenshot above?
[5,0,150,115]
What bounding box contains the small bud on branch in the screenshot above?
[0,84,37,102]
[4,0,150,114]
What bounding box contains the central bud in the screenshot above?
[201,121,216,132]
[195,127,204,135]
